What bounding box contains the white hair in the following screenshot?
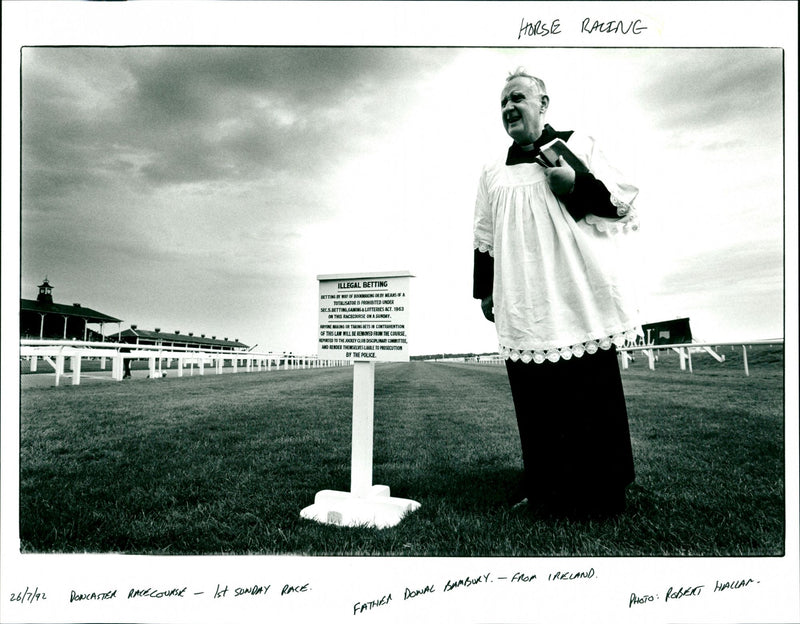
[506,68,547,96]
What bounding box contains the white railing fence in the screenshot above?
[617,339,783,377]
[20,339,349,387]
[430,339,784,377]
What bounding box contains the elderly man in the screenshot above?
[472,69,641,517]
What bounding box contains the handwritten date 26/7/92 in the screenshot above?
[9,587,47,604]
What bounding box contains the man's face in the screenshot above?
[501,77,548,145]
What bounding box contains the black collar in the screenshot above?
[505,125,573,165]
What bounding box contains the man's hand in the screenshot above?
[544,156,576,196]
[481,295,495,322]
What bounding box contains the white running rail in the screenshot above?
[20,339,349,387]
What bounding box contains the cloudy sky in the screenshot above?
[19,46,784,355]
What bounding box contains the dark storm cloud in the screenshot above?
[22,47,457,198]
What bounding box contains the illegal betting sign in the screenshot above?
[317,271,413,362]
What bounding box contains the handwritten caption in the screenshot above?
[7,571,762,615]
[517,17,648,39]
[629,577,760,609]
[354,567,595,615]
[9,581,312,607]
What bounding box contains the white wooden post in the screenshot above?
[679,347,687,370]
[30,355,38,372]
[198,356,204,375]
[55,354,64,387]
[351,361,375,496]
[687,349,693,373]
[743,345,750,377]
[100,356,106,370]
[149,356,156,379]
[646,349,655,370]
[178,358,184,377]
[300,359,420,528]
[71,355,81,385]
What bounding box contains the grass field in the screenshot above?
[18,346,784,557]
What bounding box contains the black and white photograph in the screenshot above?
[2,2,797,623]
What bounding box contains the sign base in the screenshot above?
[300,485,420,529]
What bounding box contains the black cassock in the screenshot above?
[505,347,634,516]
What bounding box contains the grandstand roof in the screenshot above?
[115,328,249,350]
[21,299,122,324]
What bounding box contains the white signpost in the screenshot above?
[300,271,421,529]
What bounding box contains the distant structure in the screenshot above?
[20,278,122,340]
[640,317,692,346]
[21,277,251,351]
[115,326,249,352]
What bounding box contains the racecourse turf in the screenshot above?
[18,347,784,556]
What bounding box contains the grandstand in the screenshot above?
[20,278,248,352]
[114,326,248,352]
